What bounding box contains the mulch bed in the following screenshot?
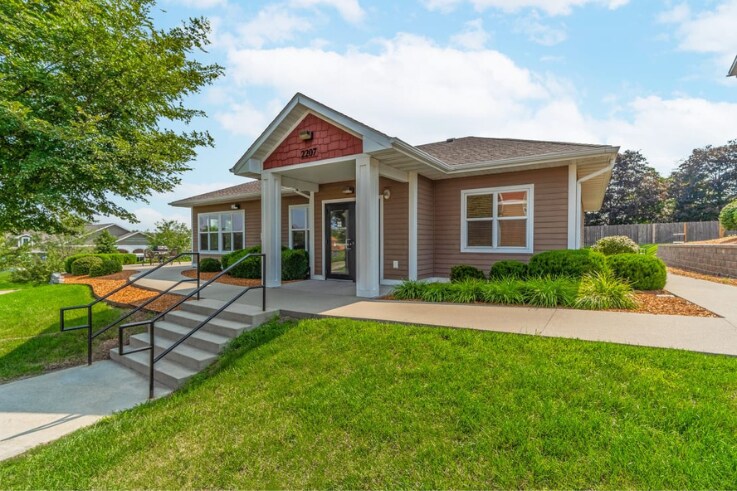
[382,290,717,317]
[64,271,182,313]
[669,267,737,287]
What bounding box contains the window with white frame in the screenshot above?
[17,235,32,247]
[289,205,309,251]
[461,185,533,253]
[198,211,245,253]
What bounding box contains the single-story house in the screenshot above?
[171,93,617,297]
[83,223,150,253]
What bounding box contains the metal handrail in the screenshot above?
[117,252,265,398]
[60,252,200,365]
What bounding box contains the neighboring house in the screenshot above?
[83,223,150,253]
[171,93,617,298]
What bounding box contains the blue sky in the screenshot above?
[111,0,737,230]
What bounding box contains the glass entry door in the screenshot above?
[325,202,356,280]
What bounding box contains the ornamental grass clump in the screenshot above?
[574,272,637,310]
[522,276,578,308]
[420,283,451,303]
[391,280,426,300]
[448,280,483,303]
[479,278,526,305]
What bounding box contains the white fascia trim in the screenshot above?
[459,184,535,254]
[567,163,578,249]
[408,172,418,280]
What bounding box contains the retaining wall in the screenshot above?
[658,244,737,278]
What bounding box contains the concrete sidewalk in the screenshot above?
[0,361,170,461]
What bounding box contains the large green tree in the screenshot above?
[669,140,737,222]
[148,219,190,251]
[585,150,667,226]
[0,0,222,234]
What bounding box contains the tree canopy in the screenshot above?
[148,219,190,251]
[0,0,222,234]
[94,229,118,253]
[585,150,667,226]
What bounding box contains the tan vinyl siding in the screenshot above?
[417,175,435,279]
[313,181,355,276]
[381,177,408,280]
[432,166,569,277]
[192,195,307,256]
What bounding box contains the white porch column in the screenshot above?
[261,171,282,287]
[408,171,418,281]
[567,163,578,249]
[356,154,380,298]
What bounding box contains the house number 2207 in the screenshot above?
[300,147,317,158]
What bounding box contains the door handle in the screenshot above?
[346,239,355,250]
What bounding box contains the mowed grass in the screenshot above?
[0,272,121,381]
[3,318,737,489]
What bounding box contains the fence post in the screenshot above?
[684,222,688,243]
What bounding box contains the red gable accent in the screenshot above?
[263,114,363,170]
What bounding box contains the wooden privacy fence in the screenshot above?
[584,221,722,246]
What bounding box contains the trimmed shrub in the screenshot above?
[64,253,135,273]
[607,253,667,290]
[71,256,104,276]
[227,246,265,279]
[528,249,608,278]
[592,236,639,256]
[521,276,578,308]
[489,260,528,280]
[392,280,426,300]
[719,199,737,231]
[199,257,222,273]
[450,264,486,283]
[89,258,123,278]
[574,272,637,310]
[282,249,309,280]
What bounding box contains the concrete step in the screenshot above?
[164,310,251,338]
[179,298,279,326]
[129,334,217,371]
[153,321,233,352]
[110,347,197,389]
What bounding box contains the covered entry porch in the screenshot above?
[260,155,412,298]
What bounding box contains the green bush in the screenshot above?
[71,256,104,276]
[391,280,426,300]
[448,280,483,303]
[449,265,486,283]
[592,236,639,255]
[719,199,737,231]
[528,249,608,278]
[89,257,123,277]
[574,272,637,310]
[64,253,134,273]
[227,246,265,279]
[420,283,450,302]
[282,249,309,280]
[199,257,222,273]
[607,253,667,290]
[489,260,528,280]
[521,276,578,308]
[639,244,659,256]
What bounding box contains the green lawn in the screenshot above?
[0,272,122,381]
[2,318,737,488]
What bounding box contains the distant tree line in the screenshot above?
[585,140,737,226]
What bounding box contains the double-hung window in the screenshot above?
[289,205,309,251]
[461,185,533,253]
[198,211,245,253]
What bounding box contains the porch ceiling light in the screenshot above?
[299,130,313,141]
[342,186,354,195]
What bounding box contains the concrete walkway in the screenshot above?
[130,265,737,356]
[0,361,170,461]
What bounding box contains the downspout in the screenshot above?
[575,162,615,248]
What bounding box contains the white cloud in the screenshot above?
[661,0,737,65]
[289,0,365,23]
[220,33,737,173]
[170,0,227,8]
[236,4,311,48]
[515,12,567,45]
[422,0,628,16]
[450,19,490,50]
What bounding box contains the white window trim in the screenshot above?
[197,210,246,254]
[288,204,310,251]
[460,184,534,254]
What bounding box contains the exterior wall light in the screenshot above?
[230,203,240,210]
[299,130,313,141]
[382,188,391,200]
[342,186,355,195]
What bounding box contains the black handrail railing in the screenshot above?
[117,253,265,398]
[60,252,200,365]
